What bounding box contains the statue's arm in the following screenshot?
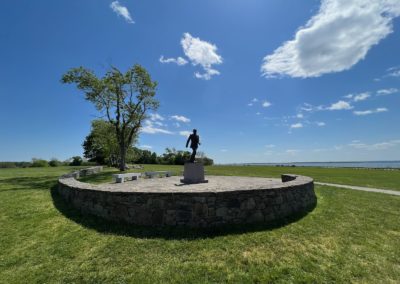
[186,136,190,147]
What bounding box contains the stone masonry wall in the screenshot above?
[57,173,316,228]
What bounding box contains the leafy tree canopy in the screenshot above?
[62,64,158,171]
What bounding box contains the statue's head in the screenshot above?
[193,129,197,134]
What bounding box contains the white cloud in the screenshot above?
[387,66,400,77]
[348,139,400,150]
[286,149,300,155]
[262,100,272,108]
[140,145,152,149]
[353,107,388,116]
[159,56,188,66]
[261,0,400,78]
[220,149,228,152]
[353,92,371,102]
[377,88,399,96]
[170,115,190,123]
[141,126,173,135]
[344,92,370,101]
[317,122,326,126]
[153,121,164,127]
[265,144,276,148]
[290,123,303,129]
[179,131,191,137]
[141,120,172,135]
[297,113,304,119]
[247,98,260,106]
[194,68,220,80]
[344,94,354,99]
[149,113,164,121]
[110,1,134,24]
[181,33,223,80]
[300,103,326,112]
[256,112,261,116]
[327,100,353,110]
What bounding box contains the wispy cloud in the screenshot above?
[159,56,188,66]
[170,115,190,123]
[261,0,400,78]
[377,88,399,96]
[149,113,164,121]
[316,122,326,126]
[387,66,400,77]
[290,123,303,129]
[353,108,388,116]
[141,120,173,135]
[353,92,371,102]
[344,92,371,102]
[286,149,300,155]
[139,145,153,149]
[348,139,400,150]
[179,131,191,137]
[110,1,134,24]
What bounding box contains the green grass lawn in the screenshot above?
[0,166,399,283]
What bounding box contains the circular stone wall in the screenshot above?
[57,174,316,227]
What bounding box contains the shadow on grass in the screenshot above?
[51,184,317,240]
[0,176,58,192]
[77,171,115,184]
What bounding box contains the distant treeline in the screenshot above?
[1,148,214,169]
[85,147,214,167]
[0,157,94,168]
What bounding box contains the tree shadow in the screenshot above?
[51,185,317,240]
[77,171,115,184]
[0,176,58,192]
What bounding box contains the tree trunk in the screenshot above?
[119,142,127,171]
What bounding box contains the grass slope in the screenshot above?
[0,166,399,283]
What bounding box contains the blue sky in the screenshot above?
[1,0,400,163]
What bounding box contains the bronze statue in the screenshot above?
[186,129,200,163]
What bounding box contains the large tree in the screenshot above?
[62,64,158,171]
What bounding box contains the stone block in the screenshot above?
[216,207,228,217]
[248,210,264,223]
[180,162,208,184]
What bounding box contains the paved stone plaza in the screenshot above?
[58,171,317,227]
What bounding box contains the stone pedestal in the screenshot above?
[180,162,208,184]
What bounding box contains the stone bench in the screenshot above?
[144,171,172,178]
[112,173,141,183]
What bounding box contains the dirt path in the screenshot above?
[315,182,400,196]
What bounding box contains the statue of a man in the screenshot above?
[186,129,200,163]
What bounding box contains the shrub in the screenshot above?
[197,157,214,166]
[0,162,17,168]
[31,158,49,167]
[48,158,62,167]
[69,156,83,166]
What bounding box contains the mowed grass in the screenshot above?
[80,164,400,191]
[0,166,399,283]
